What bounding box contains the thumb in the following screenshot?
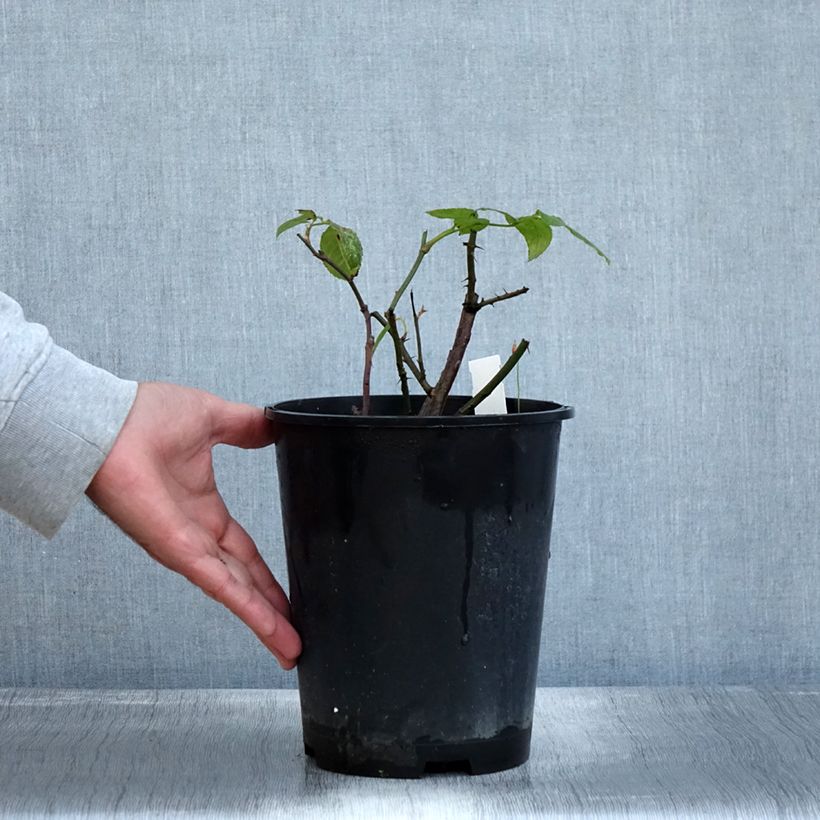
[210,398,279,449]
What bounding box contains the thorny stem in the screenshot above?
[369,224,458,399]
[386,309,411,413]
[456,339,530,415]
[371,311,432,394]
[379,228,455,397]
[465,229,478,304]
[477,286,529,309]
[418,229,531,415]
[410,290,426,382]
[388,231,428,312]
[422,226,459,253]
[419,231,480,416]
[297,229,373,415]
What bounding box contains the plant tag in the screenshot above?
[468,354,507,415]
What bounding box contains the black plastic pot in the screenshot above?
[267,394,573,778]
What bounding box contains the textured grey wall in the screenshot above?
[1,1,817,688]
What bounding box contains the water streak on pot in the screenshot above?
[460,506,474,645]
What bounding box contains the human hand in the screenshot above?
[86,381,301,670]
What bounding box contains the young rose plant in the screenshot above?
[276,207,609,416]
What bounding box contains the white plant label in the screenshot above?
[468,354,507,415]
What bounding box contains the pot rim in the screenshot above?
[265,394,574,428]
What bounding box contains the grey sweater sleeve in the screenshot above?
[0,291,138,538]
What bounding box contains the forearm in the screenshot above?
[0,291,137,538]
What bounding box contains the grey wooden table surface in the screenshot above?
[0,687,818,819]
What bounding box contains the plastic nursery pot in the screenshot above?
[267,394,573,779]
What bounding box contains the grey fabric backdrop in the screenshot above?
[0,1,817,688]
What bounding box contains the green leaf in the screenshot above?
[563,224,611,264]
[535,210,565,227]
[427,208,490,234]
[319,223,362,280]
[427,208,476,221]
[536,210,611,264]
[513,214,553,261]
[478,207,517,224]
[276,210,314,238]
[456,216,490,234]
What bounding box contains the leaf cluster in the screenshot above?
[427,207,610,263]
[275,205,609,415]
